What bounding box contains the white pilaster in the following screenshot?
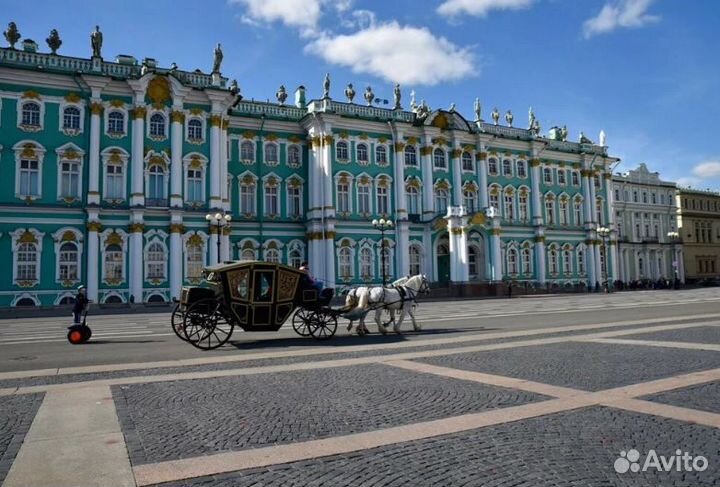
[86,224,99,302]
[446,207,468,282]
[587,242,597,287]
[209,115,222,208]
[530,160,542,224]
[489,217,502,281]
[451,144,462,206]
[170,111,184,208]
[169,223,182,300]
[393,136,407,218]
[208,232,219,265]
[476,148,488,209]
[130,105,146,207]
[421,141,434,217]
[129,227,143,303]
[536,240,546,284]
[88,101,102,205]
[395,221,410,278]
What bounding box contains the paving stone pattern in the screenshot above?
[0,393,44,485]
[619,326,720,345]
[112,364,547,465]
[151,406,720,487]
[643,381,720,415]
[416,341,720,391]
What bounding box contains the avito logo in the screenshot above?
[614,449,708,474]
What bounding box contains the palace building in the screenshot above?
[676,187,720,282]
[0,24,620,306]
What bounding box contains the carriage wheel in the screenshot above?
[183,298,234,350]
[171,304,188,342]
[309,312,337,340]
[292,308,315,337]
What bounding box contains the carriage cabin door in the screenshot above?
[436,240,450,285]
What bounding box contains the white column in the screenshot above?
[169,224,182,299]
[678,249,686,283]
[393,141,407,219]
[609,243,618,283]
[587,242,597,286]
[535,240,546,284]
[220,121,229,209]
[595,242,603,285]
[490,227,502,282]
[129,227,143,303]
[530,160,542,224]
[447,214,468,282]
[130,106,146,207]
[476,149,488,209]
[582,170,593,224]
[322,135,333,213]
[421,143,434,217]
[324,237,336,288]
[208,231,219,265]
[395,221,410,278]
[170,111,184,208]
[209,114,222,208]
[221,228,230,262]
[603,172,614,227]
[88,102,102,205]
[589,173,598,223]
[86,223,100,302]
[451,146,462,206]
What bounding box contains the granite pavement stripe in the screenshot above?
[578,337,720,352]
[603,398,720,428]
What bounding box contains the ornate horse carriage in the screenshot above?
[172,261,344,350]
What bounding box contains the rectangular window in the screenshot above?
[106,164,123,199]
[545,200,555,225]
[186,169,203,202]
[519,194,528,222]
[559,201,568,225]
[337,183,349,213]
[557,170,566,185]
[19,159,39,196]
[60,161,80,198]
[574,202,583,225]
[543,168,552,184]
[358,185,370,213]
[517,161,527,178]
[572,171,579,186]
[377,186,389,215]
[407,188,419,215]
[288,186,301,218]
[264,185,278,215]
[240,185,255,214]
[504,194,514,220]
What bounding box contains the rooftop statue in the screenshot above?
[90,25,103,58]
[599,129,606,146]
[416,99,430,120]
[322,73,330,99]
[46,29,62,55]
[212,43,223,73]
[491,107,500,125]
[344,83,356,103]
[561,125,568,141]
[448,102,456,112]
[3,22,20,49]
[579,131,593,144]
[528,106,535,129]
[276,85,287,105]
[169,62,178,73]
[393,83,401,109]
[410,89,417,110]
[505,109,513,127]
[473,97,481,121]
[364,86,374,106]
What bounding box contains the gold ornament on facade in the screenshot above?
[90,102,103,115]
[147,76,171,106]
[105,278,123,286]
[189,107,203,115]
[287,177,301,188]
[208,226,219,235]
[406,136,418,145]
[406,178,420,189]
[149,155,167,170]
[602,172,612,179]
[109,99,125,108]
[288,135,302,143]
[189,155,203,169]
[22,90,40,99]
[340,238,352,248]
[133,106,147,119]
[432,218,447,231]
[86,221,102,232]
[431,136,447,146]
[169,223,185,234]
[469,213,486,225]
[491,228,502,236]
[18,230,37,244]
[534,235,545,243]
[431,113,449,130]
[61,280,76,288]
[64,92,81,103]
[241,175,255,185]
[170,111,185,124]
[394,142,405,152]
[462,144,474,152]
[209,115,222,127]
[358,175,370,185]
[377,177,389,188]
[266,176,278,187]
[62,196,77,204]
[108,150,122,163]
[222,226,232,236]
[17,280,38,288]
[420,146,432,156]
[450,227,465,235]
[378,136,388,144]
[311,136,322,147]
[530,158,541,167]
[128,223,145,233]
[322,135,333,145]
[580,169,591,177]
[435,180,450,190]
[338,175,349,185]
[477,151,487,160]
[239,130,255,139]
[63,148,80,160]
[20,143,36,158]
[451,149,462,158]
[188,234,203,247]
[326,231,336,240]
[265,133,278,142]
[358,133,368,140]
[222,119,229,130]
[106,232,122,246]
[545,194,555,201]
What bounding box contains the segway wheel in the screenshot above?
[68,328,85,345]
[81,326,92,343]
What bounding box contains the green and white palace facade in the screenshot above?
[0,39,620,306]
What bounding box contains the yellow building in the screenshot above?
[676,188,720,282]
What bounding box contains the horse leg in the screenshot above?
[410,305,421,331]
[393,308,407,334]
[346,319,355,333]
[375,308,388,335]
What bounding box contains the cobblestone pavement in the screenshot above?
[415,341,720,391]
[0,393,44,485]
[2,306,720,487]
[113,365,548,464]
[150,407,720,487]
[644,381,720,415]
[620,325,720,345]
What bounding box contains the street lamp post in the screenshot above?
[667,231,680,289]
[205,212,232,264]
[597,226,611,292]
[372,218,394,286]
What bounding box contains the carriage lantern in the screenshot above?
[372,218,394,286]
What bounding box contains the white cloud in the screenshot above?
[692,160,720,178]
[677,176,701,189]
[304,21,476,86]
[437,0,535,17]
[583,0,660,39]
[230,0,326,34]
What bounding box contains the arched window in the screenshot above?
[106,162,124,199]
[545,197,555,225]
[264,182,279,216]
[108,111,125,135]
[337,179,350,213]
[60,161,81,198]
[19,159,40,197]
[404,146,417,167]
[543,167,553,184]
[360,247,373,279]
[265,248,280,263]
[357,143,368,164]
[409,246,422,276]
[375,145,387,165]
[148,294,165,303]
[339,247,352,279]
[149,113,166,138]
[468,246,478,278]
[577,248,586,274]
[433,148,446,169]
[376,184,389,215]
[17,243,38,280]
[241,141,255,161]
[146,242,166,280]
[336,141,349,160]
[22,102,41,126]
[506,247,518,275]
[435,188,448,212]
[516,160,527,178]
[264,143,278,164]
[464,188,478,213]
[574,199,583,225]
[563,249,572,275]
[63,106,81,130]
[518,192,529,222]
[559,199,569,225]
[406,186,420,215]
[59,242,79,281]
[289,249,302,268]
[357,182,371,214]
[186,167,203,202]
[287,145,301,167]
[462,152,473,171]
[240,248,255,261]
[104,295,123,304]
[188,119,203,141]
[503,192,514,220]
[16,297,36,307]
[549,248,559,274]
[488,158,498,175]
[59,295,76,305]
[187,242,204,280]
[521,247,532,275]
[105,244,123,280]
[148,165,166,201]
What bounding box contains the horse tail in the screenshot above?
[345,291,357,308]
[357,289,369,310]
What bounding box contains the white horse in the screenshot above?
[353,274,430,335]
[344,276,410,336]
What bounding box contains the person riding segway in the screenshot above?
[67,285,92,344]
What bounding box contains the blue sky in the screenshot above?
[4,0,719,189]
